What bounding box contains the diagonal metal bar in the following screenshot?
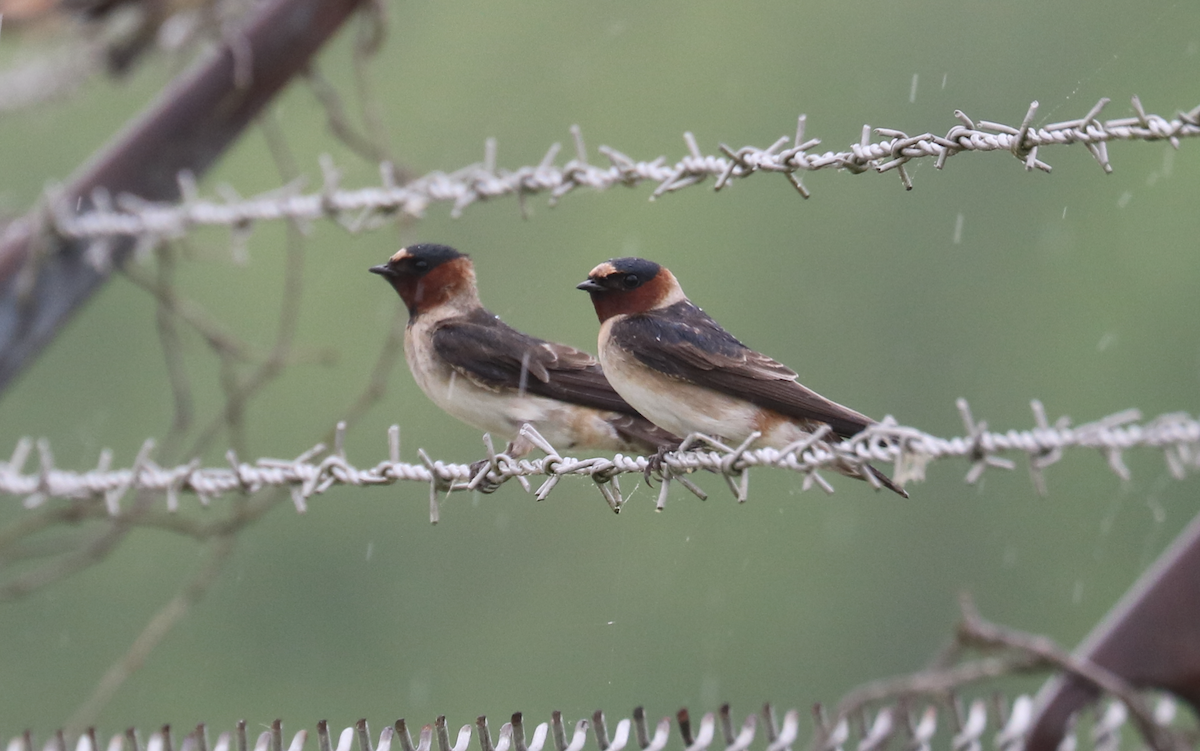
[0,0,366,395]
[1025,506,1200,750]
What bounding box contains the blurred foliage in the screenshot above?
[0,0,1199,738]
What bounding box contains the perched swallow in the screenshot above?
[577,257,907,497]
[369,244,679,459]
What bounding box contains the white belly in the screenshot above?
[405,319,628,452]
[597,320,819,449]
[597,327,754,441]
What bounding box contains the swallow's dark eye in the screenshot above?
[413,259,429,272]
[622,274,639,289]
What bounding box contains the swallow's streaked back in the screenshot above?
[577,257,907,497]
[370,244,678,456]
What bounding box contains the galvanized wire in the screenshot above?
[45,96,1200,266]
[0,697,1181,751]
[2,400,1197,521]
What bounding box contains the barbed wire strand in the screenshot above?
[44,95,1200,265]
[2,399,1198,522]
[2,694,1184,751]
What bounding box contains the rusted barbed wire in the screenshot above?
[2,400,1197,521]
[1,696,1183,751]
[47,96,1200,259]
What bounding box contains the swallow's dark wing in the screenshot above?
[612,301,875,438]
[433,310,678,450]
[432,309,642,415]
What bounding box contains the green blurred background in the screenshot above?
[1,0,1199,738]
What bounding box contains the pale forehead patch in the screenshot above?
[389,247,413,263]
[588,261,617,278]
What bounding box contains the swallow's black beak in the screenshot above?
[576,279,604,293]
[369,264,396,278]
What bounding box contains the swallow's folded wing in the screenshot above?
[612,302,875,439]
[432,309,643,415]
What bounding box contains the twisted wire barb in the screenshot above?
[1,697,1181,751]
[47,96,1200,258]
[2,400,1198,519]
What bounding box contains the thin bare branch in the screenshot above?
[955,596,1188,751]
[65,531,240,734]
[153,245,195,454]
[303,65,386,163]
[339,302,408,428]
[121,261,255,362]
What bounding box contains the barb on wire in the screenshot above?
[48,96,1200,262]
[1,400,1198,519]
[3,695,1187,751]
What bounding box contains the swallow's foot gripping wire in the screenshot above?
[466,458,504,494]
[643,444,675,485]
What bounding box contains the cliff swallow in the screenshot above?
[577,257,907,497]
[370,244,679,460]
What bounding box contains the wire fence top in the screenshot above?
[36,96,1200,267]
[3,694,1187,751]
[2,400,1198,521]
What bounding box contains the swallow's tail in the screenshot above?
[866,463,908,498]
